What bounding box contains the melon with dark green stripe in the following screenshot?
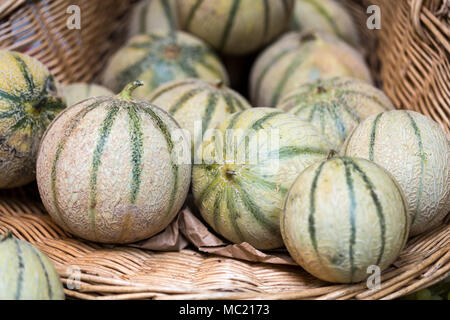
[147,78,251,156]
[129,0,179,38]
[0,231,64,300]
[290,0,360,47]
[192,108,331,250]
[177,0,294,56]
[277,77,394,150]
[342,110,450,236]
[250,32,372,107]
[0,50,66,189]
[281,155,410,283]
[102,31,229,99]
[36,81,191,244]
[61,83,114,107]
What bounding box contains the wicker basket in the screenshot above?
[0,0,449,300]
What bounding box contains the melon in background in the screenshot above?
[0,231,65,300]
[192,108,331,250]
[177,0,294,56]
[281,155,410,283]
[61,83,114,107]
[102,31,229,99]
[147,78,251,156]
[128,0,179,38]
[250,32,372,107]
[36,81,191,244]
[0,50,66,189]
[291,0,360,47]
[277,77,394,150]
[342,110,450,236]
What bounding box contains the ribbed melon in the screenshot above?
[177,0,294,56]
[102,31,229,99]
[277,77,394,150]
[129,0,179,38]
[250,32,372,107]
[192,108,331,250]
[0,50,66,189]
[36,81,191,244]
[342,110,450,236]
[281,155,410,283]
[61,83,114,107]
[0,231,65,300]
[147,78,251,156]
[290,0,360,47]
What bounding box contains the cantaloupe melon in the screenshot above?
[0,231,65,300]
[102,31,229,99]
[342,110,450,236]
[277,77,394,150]
[36,81,191,244]
[61,83,114,107]
[281,155,410,283]
[0,50,66,189]
[250,32,372,107]
[192,108,331,249]
[146,78,251,156]
[177,0,294,56]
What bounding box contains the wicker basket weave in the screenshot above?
[0,0,449,300]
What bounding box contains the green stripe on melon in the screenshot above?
[37,82,191,244]
[0,232,64,300]
[101,31,229,99]
[250,32,372,107]
[178,0,294,55]
[192,108,331,250]
[147,78,251,156]
[277,77,394,150]
[0,50,66,189]
[342,110,450,236]
[281,155,410,283]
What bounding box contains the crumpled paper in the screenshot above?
[128,196,297,266]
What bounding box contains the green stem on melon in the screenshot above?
[327,150,338,160]
[211,79,224,89]
[0,230,13,242]
[117,81,144,101]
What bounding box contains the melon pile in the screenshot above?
[0,0,448,298]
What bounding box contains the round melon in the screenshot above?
[277,77,394,150]
[290,0,360,47]
[0,231,65,300]
[36,81,191,244]
[61,83,114,107]
[342,110,450,236]
[249,32,373,107]
[101,31,229,99]
[281,155,410,283]
[147,78,251,156]
[129,0,179,38]
[0,50,66,189]
[177,0,294,56]
[192,108,331,250]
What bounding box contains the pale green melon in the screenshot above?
[281,155,410,283]
[250,32,373,107]
[102,31,229,99]
[177,0,294,56]
[291,0,360,47]
[36,82,191,244]
[0,232,65,300]
[277,77,394,150]
[146,78,251,156]
[342,110,450,236]
[0,50,66,189]
[192,108,331,250]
